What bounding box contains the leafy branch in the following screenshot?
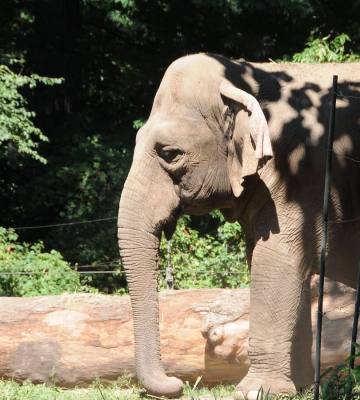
[0,65,62,163]
[292,34,360,63]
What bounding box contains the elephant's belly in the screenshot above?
[324,219,360,289]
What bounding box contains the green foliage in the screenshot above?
[0,379,143,400]
[40,134,131,292]
[0,65,62,163]
[160,212,249,289]
[132,118,145,130]
[3,378,360,399]
[0,0,359,293]
[320,345,360,399]
[0,378,237,399]
[85,0,137,29]
[182,380,236,398]
[0,227,86,296]
[292,34,360,63]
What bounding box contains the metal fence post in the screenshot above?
[314,75,338,400]
[166,240,174,290]
[349,265,360,370]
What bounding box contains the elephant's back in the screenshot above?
[248,62,360,88]
[246,61,360,165]
[249,62,360,226]
[238,61,359,152]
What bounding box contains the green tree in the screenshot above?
[0,227,87,296]
[160,213,249,289]
[0,65,61,163]
[292,34,360,63]
[0,0,359,293]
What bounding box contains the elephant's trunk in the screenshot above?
[117,157,182,397]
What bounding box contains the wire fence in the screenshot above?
[312,78,360,400]
[1,78,360,398]
[1,86,359,283]
[0,258,249,277]
[3,216,249,284]
[0,85,359,288]
[13,216,117,231]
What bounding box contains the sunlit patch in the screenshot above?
[298,88,324,145]
[267,89,297,140]
[333,134,353,168]
[288,144,305,175]
[300,109,324,145]
[329,186,343,222]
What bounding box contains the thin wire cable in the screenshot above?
[13,217,117,231]
[73,260,121,268]
[78,270,122,275]
[0,258,249,276]
[0,265,248,276]
[0,270,124,275]
[333,151,360,164]
[0,270,248,276]
[328,215,360,224]
[336,91,360,100]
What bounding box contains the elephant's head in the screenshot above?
[117,53,272,397]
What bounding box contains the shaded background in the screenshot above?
[0,0,359,293]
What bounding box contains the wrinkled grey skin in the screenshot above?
[118,53,360,398]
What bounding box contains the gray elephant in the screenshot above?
[118,53,360,399]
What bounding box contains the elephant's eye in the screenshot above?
[159,147,184,164]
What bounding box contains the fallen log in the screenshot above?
[0,277,356,387]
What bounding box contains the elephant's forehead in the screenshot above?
[152,61,224,118]
[148,117,208,140]
[140,115,213,149]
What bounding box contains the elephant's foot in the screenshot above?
[139,373,183,398]
[234,372,296,399]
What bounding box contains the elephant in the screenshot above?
[117,53,360,398]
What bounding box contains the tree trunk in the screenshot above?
[0,277,356,387]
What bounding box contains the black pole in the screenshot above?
[349,265,360,369]
[166,240,174,290]
[314,75,338,400]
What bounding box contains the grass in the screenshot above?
[0,380,341,400]
[0,379,139,400]
[0,379,236,400]
[0,375,359,400]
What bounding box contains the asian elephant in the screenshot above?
[117,53,360,398]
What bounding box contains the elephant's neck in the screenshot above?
[222,172,272,229]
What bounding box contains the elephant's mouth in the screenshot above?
[183,200,220,216]
[162,194,231,240]
[163,206,183,240]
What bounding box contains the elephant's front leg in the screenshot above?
[236,234,313,399]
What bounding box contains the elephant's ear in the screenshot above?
[220,80,273,197]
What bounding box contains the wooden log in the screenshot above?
[0,277,356,387]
